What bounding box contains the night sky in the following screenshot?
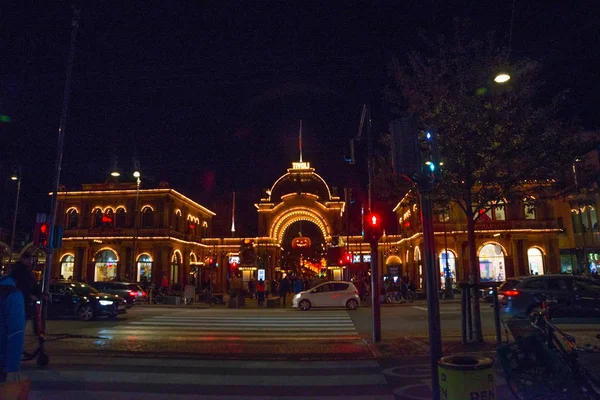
[1,1,599,238]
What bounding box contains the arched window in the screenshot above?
[439,250,457,287]
[479,243,505,282]
[174,210,182,231]
[93,209,103,228]
[103,208,114,228]
[94,249,118,282]
[528,248,544,275]
[137,254,153,283]
[66,208,79,229]
[171,251,181,284]
[414,246,423,289]
[60,254,75,279]
[142,206,154,228]
[115,208,126,228]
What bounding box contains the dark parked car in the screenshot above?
[500,275,600,319]
[90,281,147,307]
[49,281,127,321]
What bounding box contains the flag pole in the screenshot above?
[299,120,303,162]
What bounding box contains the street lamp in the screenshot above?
[494,73,511,83]
[9,164,22,264]
[131,169,141,281]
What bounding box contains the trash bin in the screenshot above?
[438,355,495,400]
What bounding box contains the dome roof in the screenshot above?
[268,163,333,202]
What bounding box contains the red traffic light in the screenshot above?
[40,223,48,234]
[364,213,383,244]
[369,214,379,226]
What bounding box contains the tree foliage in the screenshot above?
[385,25,596,341]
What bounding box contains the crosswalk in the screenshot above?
[24,356,394,400]
[98,309,361,341]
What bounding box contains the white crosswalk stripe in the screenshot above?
[98,309,361,340]
[25,356,394,399]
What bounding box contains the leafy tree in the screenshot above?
[385,27,594,342]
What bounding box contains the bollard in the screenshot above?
[492,285,502,344]
[438,355,495,400]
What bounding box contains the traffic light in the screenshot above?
[390,117,420,176]
[33,222,50,247]
[364,213,383,244]
[419,129,439,175]
[344,252,353,265]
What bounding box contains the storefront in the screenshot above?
[478,243,505,282]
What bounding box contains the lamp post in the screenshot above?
[9,165,22,264]
[131,170,141,281]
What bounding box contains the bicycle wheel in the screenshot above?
[155,293,166,304]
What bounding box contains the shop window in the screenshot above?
[137,254,152,283]
[94,249,118,282]
[479,243,505,282]
[115,208,126,228]
[439,250,457,288]
[66,209,79,229]
[527,247,544,275]
[93,209,103,228]
[142,207,154,228]
[60,254,74,280]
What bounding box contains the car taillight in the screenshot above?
[127,290,136,296]
[138,291,143,296]
[504,290,520,297]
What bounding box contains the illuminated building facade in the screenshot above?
[53,181,217,288]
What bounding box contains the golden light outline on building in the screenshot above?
[62,236,210,247]
[141,205,155,212]
[92,246,120,262]
[65,206,80,214]
[175,209,182,216]
[59,252,75,262]
[55,188,216,216]
[270,207,330,244]
[528,245,547,256]
[171,249,183,263]
[477,241,508,256]
[115,206,127,213]
[136,252,153,262]
[266,165,336,202]
[92,206,103,214]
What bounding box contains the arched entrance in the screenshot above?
[171,250,182,285]
[528,247,544,275]
[137,253,153,283]
[479,243,506,282]
[93,248,118,281]
[60,254,75,279]
[280,220,326,279]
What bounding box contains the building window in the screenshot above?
[103,209,114,228]
[479,243,505,282]
[60,254,74,280]
[528,247,544,275]
[524,202,537,220]
[171,251,181,284]
[93,209,103,228]
[66,209,79,229]
[137,254,152,284]
[94,249,118,282]
[175,210,182,231]
[477,200,506,221]
[115,208,126,228]
[142,207,154,228]
[439,250,457,288]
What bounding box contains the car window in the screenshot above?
[572,279,600,293]
[523,279,546,289]
[331,283,349,291]
[499,279,519,291]
[127,284,141,291]
[69,283,100,296]
[547,279,568,291]
[51,285,72,295]
[313,284,330,293]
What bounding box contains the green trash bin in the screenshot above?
[438,355,495,400]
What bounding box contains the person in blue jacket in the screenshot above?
[0,275,25,383]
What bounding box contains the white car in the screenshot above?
[292,281,360,311]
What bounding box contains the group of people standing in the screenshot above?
[238,275,317,307]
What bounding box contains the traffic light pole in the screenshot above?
[418,175,443,400]
[369,240,381,342]
[39,6,81,366]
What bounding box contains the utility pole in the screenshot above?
[40,6,81,366]
[9,164,22,263]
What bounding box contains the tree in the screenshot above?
[386,27,593,342]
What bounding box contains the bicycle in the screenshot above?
[497,302,600,399]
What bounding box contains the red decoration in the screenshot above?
[292,236,312,249]
[102,215,113,223]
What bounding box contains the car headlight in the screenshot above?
[99,300,114,306]
[294,294,301,299]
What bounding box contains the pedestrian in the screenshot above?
[9,252,41,335]
[358,279,366,302]
[160,275,169,294]
[0,271,26,386]
[270,279,278,297]
[293,277,303,294]
[256,279,266,307]
[248,278,255,300]
[279,275,291,306]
